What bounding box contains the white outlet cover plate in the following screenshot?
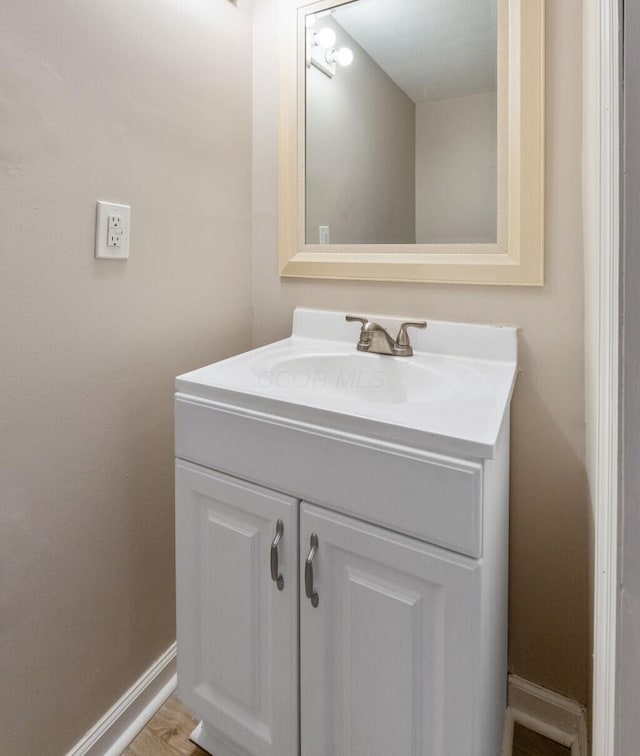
[95,201,130,259]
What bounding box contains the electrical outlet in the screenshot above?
[95,201,130,259]
[107,231,122,248]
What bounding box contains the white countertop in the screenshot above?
[176,308,518,459]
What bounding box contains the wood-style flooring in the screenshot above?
[125,695,571,755]
[124,695,207,756]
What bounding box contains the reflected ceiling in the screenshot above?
[332,0,497,103]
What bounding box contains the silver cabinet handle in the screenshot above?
[270,519,284,591]
[305,533,319,608]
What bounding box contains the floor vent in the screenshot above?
[513,723,572,755]
[503,675,588,756]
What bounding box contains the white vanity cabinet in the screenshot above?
[175,461,299,756]
[175,307,517,756]
[175,447,506,756]
[299,503,481,756]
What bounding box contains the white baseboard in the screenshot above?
[66,642,177,756]
[502,675,588,756]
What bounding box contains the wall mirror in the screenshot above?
[278,0,544,285]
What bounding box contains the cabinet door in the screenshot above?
[176,461,299,756]
[300,503,480,756]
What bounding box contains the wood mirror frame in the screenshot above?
[278,0,544,285]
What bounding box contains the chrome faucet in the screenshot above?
[346,315,427,357]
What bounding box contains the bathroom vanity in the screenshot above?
[175,308,517,756]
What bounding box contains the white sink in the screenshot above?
[175,308,518,458]
[250,346,481,405]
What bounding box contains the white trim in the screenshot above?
[502,675,588,756]
[65,643,177,756]
[584,0,621,753]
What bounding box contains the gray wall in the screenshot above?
[617,0,640,751]
[0,0,253,752]
[415,92,497,243]
[305,19,416,245]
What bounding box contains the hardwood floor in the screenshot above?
[127,696,571,755]
[124,695,208,756]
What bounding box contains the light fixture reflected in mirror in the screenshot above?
[327,46,354,67]
[306,21,353,78]
[315,27,336,48]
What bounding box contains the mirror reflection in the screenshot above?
[305,0,498,246]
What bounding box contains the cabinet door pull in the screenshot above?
[270,519,284,591]
[305,533,319,608]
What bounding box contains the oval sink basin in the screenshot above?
[251,352,462,404]
[175,308,518,458]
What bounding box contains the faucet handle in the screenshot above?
[346,315,372,348]
[396,321,427,348]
